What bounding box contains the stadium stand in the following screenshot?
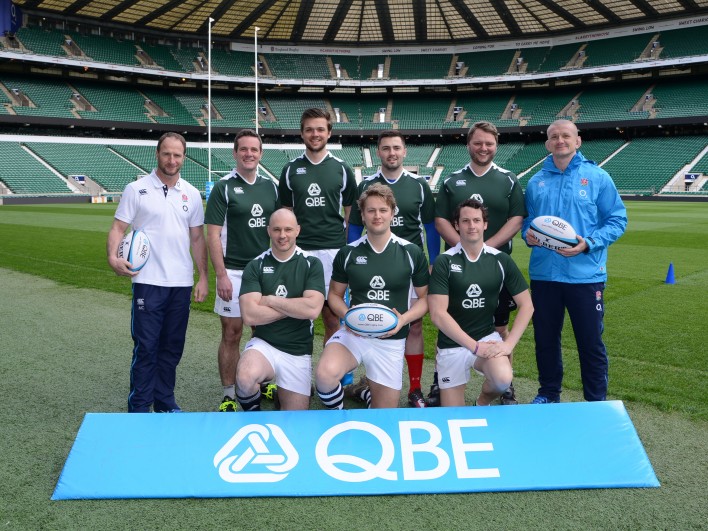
[26,142,144,192]
[575,84,650,123]
[262,95,328,129]
[211,49,254,77]
[389,54,452,79]
[455,92,516,126]
[537,43,582,72]
[392,97,449,129]
[1,75,76,119]
[582,34,652,67]
[330,56,359,79]
[656,26,708,59]
[0,142,72,194]
[578,139,626,165]
[259,148,292,177]
[652,78,708,119]
[457,50,517,76]
[337,146,365,168]
[517,47,550,73]
[170,47,202,73]
[601,136,708,192]
[264,53,330,79]
[67,33,138,66]
[210,92,260,128]
[16,26,67,57]
[359,56,387,79]
[138,42,184,71]
[505,142,549,182]
[141,89,200,126]
[72,81,152,123]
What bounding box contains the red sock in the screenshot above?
[405,353,424,392]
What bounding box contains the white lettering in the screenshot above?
[306,197,326,207]
[248,217,266,228]
[316,421,397,482]
[367,290,390,301]
[448,419,499,479]
[399,421,450,480]
[462,298,485,309]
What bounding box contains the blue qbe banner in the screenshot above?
[53,401,659,499]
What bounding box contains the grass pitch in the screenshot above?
[0,200,707,529]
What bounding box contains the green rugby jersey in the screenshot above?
[435,163,526,254]
[239,247,325,355]
[429,243,528,349]
[205,171,279,270]
[349,170,435,250]
[278,152,357,251]
[332,234,429,340]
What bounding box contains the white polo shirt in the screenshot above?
[115,170,204,287]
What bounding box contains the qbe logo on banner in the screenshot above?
[213,418,499,491]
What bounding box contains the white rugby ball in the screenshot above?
[118,230,150,272]
[344,303,398,338]
[529,216,579,251]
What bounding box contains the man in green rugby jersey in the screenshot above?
[432,121,526,405]
[347,131,440,408]
[429,199,533,407]
[236,209,325,411]
[206,129,279,412]
[279,108,357,346]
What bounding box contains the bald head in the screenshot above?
[269,208,298,227]
[268,208,300,258]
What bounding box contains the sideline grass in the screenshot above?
[0,201,706,420]
[1,269,706,529]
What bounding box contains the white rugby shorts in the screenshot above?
[436,332,503,389]
[242,337,312,396]
[214,269,243,317]
[327,328,405,390]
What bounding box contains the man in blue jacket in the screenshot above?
[522,120,627,404]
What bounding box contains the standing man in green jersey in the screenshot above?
[205,129,279,412]
[432,121,526,406]
[347,131,440,408]
[429,199,533,406]
[236,209,326,412]
[278,108,358,346]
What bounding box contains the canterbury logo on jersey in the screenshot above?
[296,167,307,175]
[263,266,275,273]
[451,264,462,272]
[356,256,367,264]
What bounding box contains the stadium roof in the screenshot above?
[16,0,708,45]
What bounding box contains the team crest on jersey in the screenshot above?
[308,183,321,196]
[451,264,462,272]
[296,167,307,175]
[182,194,189,202]
[367,276,389,301]
[370,276,386,289]
[581,178,589,186]
[275,285,288,297]
[455,180,466,186]
[356,256,368,265]
[263,266,275,273]
[466,284,482,297]
[470,194,483,202]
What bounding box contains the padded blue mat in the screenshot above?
[52,400,659,499]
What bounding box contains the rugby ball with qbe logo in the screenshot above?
[528,216,579,251]
[344,303,398,338]
[117,230,150,272]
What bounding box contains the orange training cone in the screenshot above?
[665,263,676,284]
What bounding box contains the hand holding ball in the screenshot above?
[528,216,579,251]
[344,303,399,338]
[117,230,151,272]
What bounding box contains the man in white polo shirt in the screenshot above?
[107,132,208,413]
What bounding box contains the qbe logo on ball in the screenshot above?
[117,229,150,272]
[344,303,397,337]
[528,215,579,251]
